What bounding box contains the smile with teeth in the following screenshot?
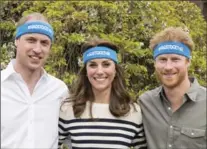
[29,55,41,60]
[94,77,107,81]
[163,73,176,77]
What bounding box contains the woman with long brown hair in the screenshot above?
[59,38,147,149]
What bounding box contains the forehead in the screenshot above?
[87,58,114,63]
[21,33,51,41]
[156,54,186,59]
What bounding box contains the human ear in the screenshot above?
[15,40,17,47]
[14,39,19,47]
[186,58,191,67]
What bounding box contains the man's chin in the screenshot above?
[162,82,178,89]
[159,79,177,88]
[28,64,42,71]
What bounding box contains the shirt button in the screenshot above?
[170,125,173,129]
[168,107,171,110]
[191,132,194,135]
[169,144,172,148]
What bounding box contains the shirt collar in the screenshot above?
[155,86,163,96]
[1,59,16,82]
[158,77,200,102]
[1,59,49,82]
[185,77,200,102]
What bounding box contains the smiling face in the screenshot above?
[15,33,51,72]
[86,58,116,93]
[155,54,190,89]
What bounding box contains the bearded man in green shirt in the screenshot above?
[139,27,206,149]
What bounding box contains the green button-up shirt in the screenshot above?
[139,78,206,149]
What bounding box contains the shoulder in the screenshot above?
[121,102,142,124]
[139,86,161,102]
[197,85,206,95]
[130,102,141,113]
[195,84,206,102]
[59,101,74,120]
[46,74,69,101]
[189,77,206,101]
[46,74,69,93]
[47,74,67,87]
[1,68,6,74]
[197,84,206,93]
[1,66,13,83]
[1,69,7,83]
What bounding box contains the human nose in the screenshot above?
[164,60,173,70]
[96,65,104,74]
[33,42,42,54]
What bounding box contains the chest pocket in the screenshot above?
[178,127,206,149]
[181,127,206,138]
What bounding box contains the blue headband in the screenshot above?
[83,46,118,64]
[153,41,191,59]
[15,21,54,41]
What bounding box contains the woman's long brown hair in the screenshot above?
[63,38,134,118]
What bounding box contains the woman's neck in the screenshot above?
[93,88,111,104]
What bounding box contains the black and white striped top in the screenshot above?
[59,102,147,149]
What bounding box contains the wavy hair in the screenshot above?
[150,27,194,52]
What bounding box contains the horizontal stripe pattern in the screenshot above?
[59,118,146,149]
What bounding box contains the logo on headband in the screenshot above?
[87,51,110,57]
[83,46,118,64]
[158,45,184,52]
[153,41,191,59]
[28,25,53,34]
[15,21,54,41]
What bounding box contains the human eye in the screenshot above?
[41,40,50,47]
[26,38,36,43]
[88,62,97,68]
[157,58,166,63]
[172,57,180,62]
[102,62,111,67]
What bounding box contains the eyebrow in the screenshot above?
[25,36,36,39]
[25,36,50,43]
[89,60,111,63]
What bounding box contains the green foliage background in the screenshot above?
[1,1,206,99]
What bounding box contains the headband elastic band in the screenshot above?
[153,41,191,59]
[83,46,118,64]
[15,21,54,41]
